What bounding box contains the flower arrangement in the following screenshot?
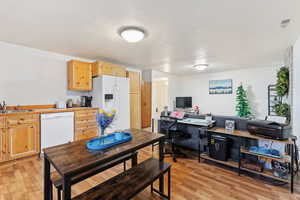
[96,109,116,136]
[193,105,200,114]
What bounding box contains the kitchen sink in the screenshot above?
[1,109,34,113]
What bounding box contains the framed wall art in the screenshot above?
[209,79,232,94]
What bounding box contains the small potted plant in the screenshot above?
[274,67,290,121]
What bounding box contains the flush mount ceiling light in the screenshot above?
[193,64,208,71]
[119,26,146,43]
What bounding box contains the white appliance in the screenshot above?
[92,75,130,132]
[41,112,74,151]
[55,101,66,109]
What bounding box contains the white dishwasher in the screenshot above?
[41,112,74,151]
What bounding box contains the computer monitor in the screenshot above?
[176,97,192,108]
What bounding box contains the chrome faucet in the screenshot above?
[0,101,6,113]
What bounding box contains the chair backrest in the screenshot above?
[159,116,179,135]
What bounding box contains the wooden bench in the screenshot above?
[72,157,171,200]
[51,152,138,200]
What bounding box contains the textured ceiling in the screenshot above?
[0,0,299,74]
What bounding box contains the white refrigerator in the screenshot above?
[92,75,130,132]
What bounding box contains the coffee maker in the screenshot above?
[80,96,93,107]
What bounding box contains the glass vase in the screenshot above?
[99,127,106,137]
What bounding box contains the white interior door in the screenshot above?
[153,80,169,119]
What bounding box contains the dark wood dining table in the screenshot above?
[43,129,165,200]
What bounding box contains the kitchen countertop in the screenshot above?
[0,107,98,116]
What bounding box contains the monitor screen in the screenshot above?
[176,97,192,108]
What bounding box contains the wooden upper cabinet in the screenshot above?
[127,71,141,129]
[130,93,141,129]
[92,61,127,77]
[7,114,40,160]
[127,71,141,94]
[68,60,92,91]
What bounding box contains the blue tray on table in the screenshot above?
[86,132,132,150]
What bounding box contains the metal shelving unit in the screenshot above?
[239,146,291,183]
[199,128,295,193]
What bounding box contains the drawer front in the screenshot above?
[75,115,97,122]
[75,123,98,131]
[75,117,97,124]
[7,114,39,127]
[75,127,98,141]
[0,116,6,128]
[75,110,97,118]
[75,120,97,129]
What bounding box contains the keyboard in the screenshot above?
[178,118,215,127]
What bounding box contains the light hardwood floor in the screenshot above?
[0,146,299,200]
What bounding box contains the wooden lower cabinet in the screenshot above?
[4,114,40,160]
[7,123,39,160]
[75,127,98,141]
[75,110,98,141]
[0,128,6,162]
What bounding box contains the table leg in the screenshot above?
[291,144,294,193]
[238,138,242,176]
[44,157,52,200]
[168,168,171,200]
[198,136,201,163]
[63,176,71,200]
[159,138,165,194]
[131,152,138,167]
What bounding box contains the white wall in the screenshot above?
[293,37,300,144]
[171,66,280,119]
[0,41,95,105]
[151,70,179,118]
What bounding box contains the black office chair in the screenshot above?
[198,127,208,162]
[160,116,188,162]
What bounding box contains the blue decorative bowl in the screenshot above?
[86,132,132,151]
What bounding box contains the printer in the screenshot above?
[247,120,291,140]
